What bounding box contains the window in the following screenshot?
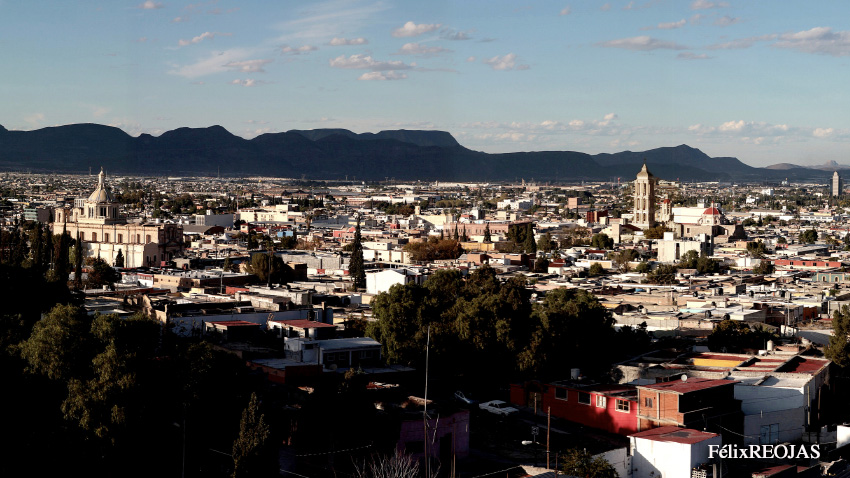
[596,395,607,408]
[92,232,97,242]
[760,424,779,445]
[644,397,654,408]
[555,388,568,401]
[136,234,140,244]
[578,392,591,405]
[104,233,109,243]
[146,234,151,243]
[616,400,630,412]
[118,234,123,243]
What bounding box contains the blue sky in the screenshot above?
[2,0,850,167]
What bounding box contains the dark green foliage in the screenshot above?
[747,240,767,257]
[533,258,550,273]
[590,233,613,249]
[560,448,619,478]
[368,267,618,384]
[647,264,678,284]
[231,393,276,478]
[642,224,670,239]
[588,263,605,277]
[826,306,850,368]
[114,248,124,268]
[350,217,366,290]
[678,250,720,274]
[537,231,556,252]
[403,237,464,262]
[708,320,779,353]
[483,222,492,242]
[74,232,83,290]
[754,260,774,275]
[634,262,650,274]
[523,223,537,254]
[244,252,294,284]
[799,229,818,244]
[87,257,121,289]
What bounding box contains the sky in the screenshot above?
[2,0,850,167]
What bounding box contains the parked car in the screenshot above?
[454,390,478,406]
[478,400,519,416]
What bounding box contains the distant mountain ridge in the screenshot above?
[0,123,839,182]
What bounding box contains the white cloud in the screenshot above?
[559,6,571,16]
[774,27,850,57]
[280,44,318,54]
[329,54,411,71]
[466,56,476,62]
[136,37,148,42]
[482,53,529,71]
[714,15,740,27]
[600,3,611,11]
[622,1,635,10]
[24,113,45,125]
[395,42,451,56]
[392,21,441,38]
[230,78,267,87]
[224,58,273,73]
[677,52,712,60]
[707,34,777,50]
[327,37,368,46]
[690,14,704,24]
[178,31,230,47]
[440,28,472,40]
[597,36,688,51]
[657,19,686,30]
[691,0,728,10]
[814,128,835,138]
[171,16,188,23]
[358,71,408,81]
[137,1,164,9]
[603,113,618,121]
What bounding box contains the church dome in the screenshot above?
[87,168,115,203]
[636,162,654,179]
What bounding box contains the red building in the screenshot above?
[511,381,639,436]
[636,377,741,435]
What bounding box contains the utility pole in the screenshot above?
[547,406,551,469]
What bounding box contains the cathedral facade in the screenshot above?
[51,168,184,267]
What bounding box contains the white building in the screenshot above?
[629,426,721,478]
[365,268,428,295]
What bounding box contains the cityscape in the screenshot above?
[4,2,850,478]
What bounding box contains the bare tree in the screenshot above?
[353,450,439,478]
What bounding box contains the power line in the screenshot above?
[295,443,373,457]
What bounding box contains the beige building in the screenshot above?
[51,168,184,267]
[633,163,656,230]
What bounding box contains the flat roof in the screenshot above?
[206,320,260,327]
[638,378,738,394]
[775,356,829,373]
[316,337,381,350]
[630,426,719,444]
[270,319,336,328]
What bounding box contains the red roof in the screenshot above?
[703,207,721,215]
[272,319,336,329]
[630,426,719,444]
[637,378,737,394]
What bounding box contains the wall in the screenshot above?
[594,447,630,478]
[631,434,721,478]
[397,410,470,461]
[540,384,638,436]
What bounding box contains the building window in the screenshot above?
[92,232,97,242]
[104,233,109,243]
[146,234,151,243]
[555,388,568,401]
[100,207,106,217]
[136,234,140,244]
[596,395,607,408]
[760,424,779,445]
[578,392,590,405]
[644,397,653,408]
[118,234,123,243]
[616,400,630,412]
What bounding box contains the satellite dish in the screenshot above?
[681,375,688,382]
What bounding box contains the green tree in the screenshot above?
[799,229,818,244]
[87,257,120,289]
[560,448,619,478]
[51,224,72,283]
[747,240,767,258]
[826,305,850,368]
[754,260,774,275]
[678,250,700,269]
[483,222,492,242]
[73,233,83,290]
[611,249,639,272]
[590,233,613,250]
[523,223,537,253]
[537,232,556,252]
[634,262,650,274]
[114,249,125,268]
[244,253,293,284]
[349,217,366,290]
[588,263,605,277]
[18,304,94,381]
[533,258,550,273]
[231,393,276,478]
[647,264,678,284]
[643,224,670,239]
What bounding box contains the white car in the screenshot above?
[478,400,519,416]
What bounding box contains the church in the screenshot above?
[51,168,184,267]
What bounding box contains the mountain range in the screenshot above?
[0,123,841,182]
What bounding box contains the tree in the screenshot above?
[73,233,83,290]
[523,223,537,254]
[643,224,670,239]
[51,224,71,283]
[533,258,550,273]
[87,257,121,289]
[746,241,767,258]
[826,305,850,368]
[354,450,435,478]
[231,393,276,478]
[18,304,94,381]
[114,249,125,268]
[588,263,605,277]
[244,253,293,284]
[483,222,491,242]
[647,264,678,284]
[349,217,366,290]
[537,232,555,252]
[754,260,774,275]
[799,229,818,244]
[611,249,639,272]
[678,250,700,269]
[590,233,613,250]
[634,261,650,274]
[560,448,619,478]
